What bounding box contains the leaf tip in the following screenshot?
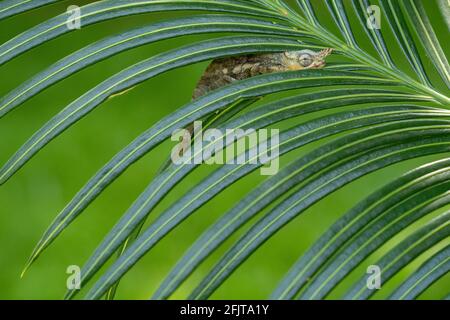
[20,264,30,279]
[21,246,43,278]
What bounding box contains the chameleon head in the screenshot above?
[283,48,333,70]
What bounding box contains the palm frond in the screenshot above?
[343,212,449,300]
[0,0,60,21]
[389,244,450,300]
[352,0,395,68]
[1,0,449,300]
[401,0,450,88]
[0,15,310,119]
[326,0,359,48]
[273,158,450,299]
[0,0,280,65]
[73,105,445,299]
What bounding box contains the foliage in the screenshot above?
[0,0,449,299]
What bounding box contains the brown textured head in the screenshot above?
[283,48,333,70]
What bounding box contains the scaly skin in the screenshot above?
[175,48,333,160]
[193,48,333,99]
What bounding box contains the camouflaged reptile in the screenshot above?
[175,48,333,159]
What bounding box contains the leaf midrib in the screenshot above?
[263,1,450,105]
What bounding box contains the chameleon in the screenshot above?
[173,48,333,161]
[192,48,333,99]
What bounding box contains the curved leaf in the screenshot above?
[0,35,327,185]
[402,0,450,88]
[295,0,320,26]
[0,0,60,21]
[106,96,261,300]
[438,0,450,31]
[19,66,391,275]
[273,158,450,299]
[0,0,281,66]
[0,14,311,119]
[389,244,450,300]
[325,0,358,48]
[2,0,449,300]
[255,0,449,105]
[298,183,450,299]
[379,0,431,86]
[38,88,424,286]
[87,125,450,299]
[352,0,395,68]
[343,212,450,299]
[154,115,450,300]
[186,130,450,300]
[71,105,444,299]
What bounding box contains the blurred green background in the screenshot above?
[0,0,448,299]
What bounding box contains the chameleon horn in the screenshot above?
[319,48,333,58]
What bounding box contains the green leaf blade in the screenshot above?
[187,128,450,300]
[389,245,450,300]
[402,0,450,88]
[325,0,358,48]
[344,212,450,300]
[86,124,450,299]
[71,103,437,300]
[0,15,309,119]
[0,0,61,21]
[299,182,450,300]
[272,157,450,299]
[0,0,281,66]
[351,0,395,68]
[380,0,432,86]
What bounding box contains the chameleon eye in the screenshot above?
[299,54,313,67]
